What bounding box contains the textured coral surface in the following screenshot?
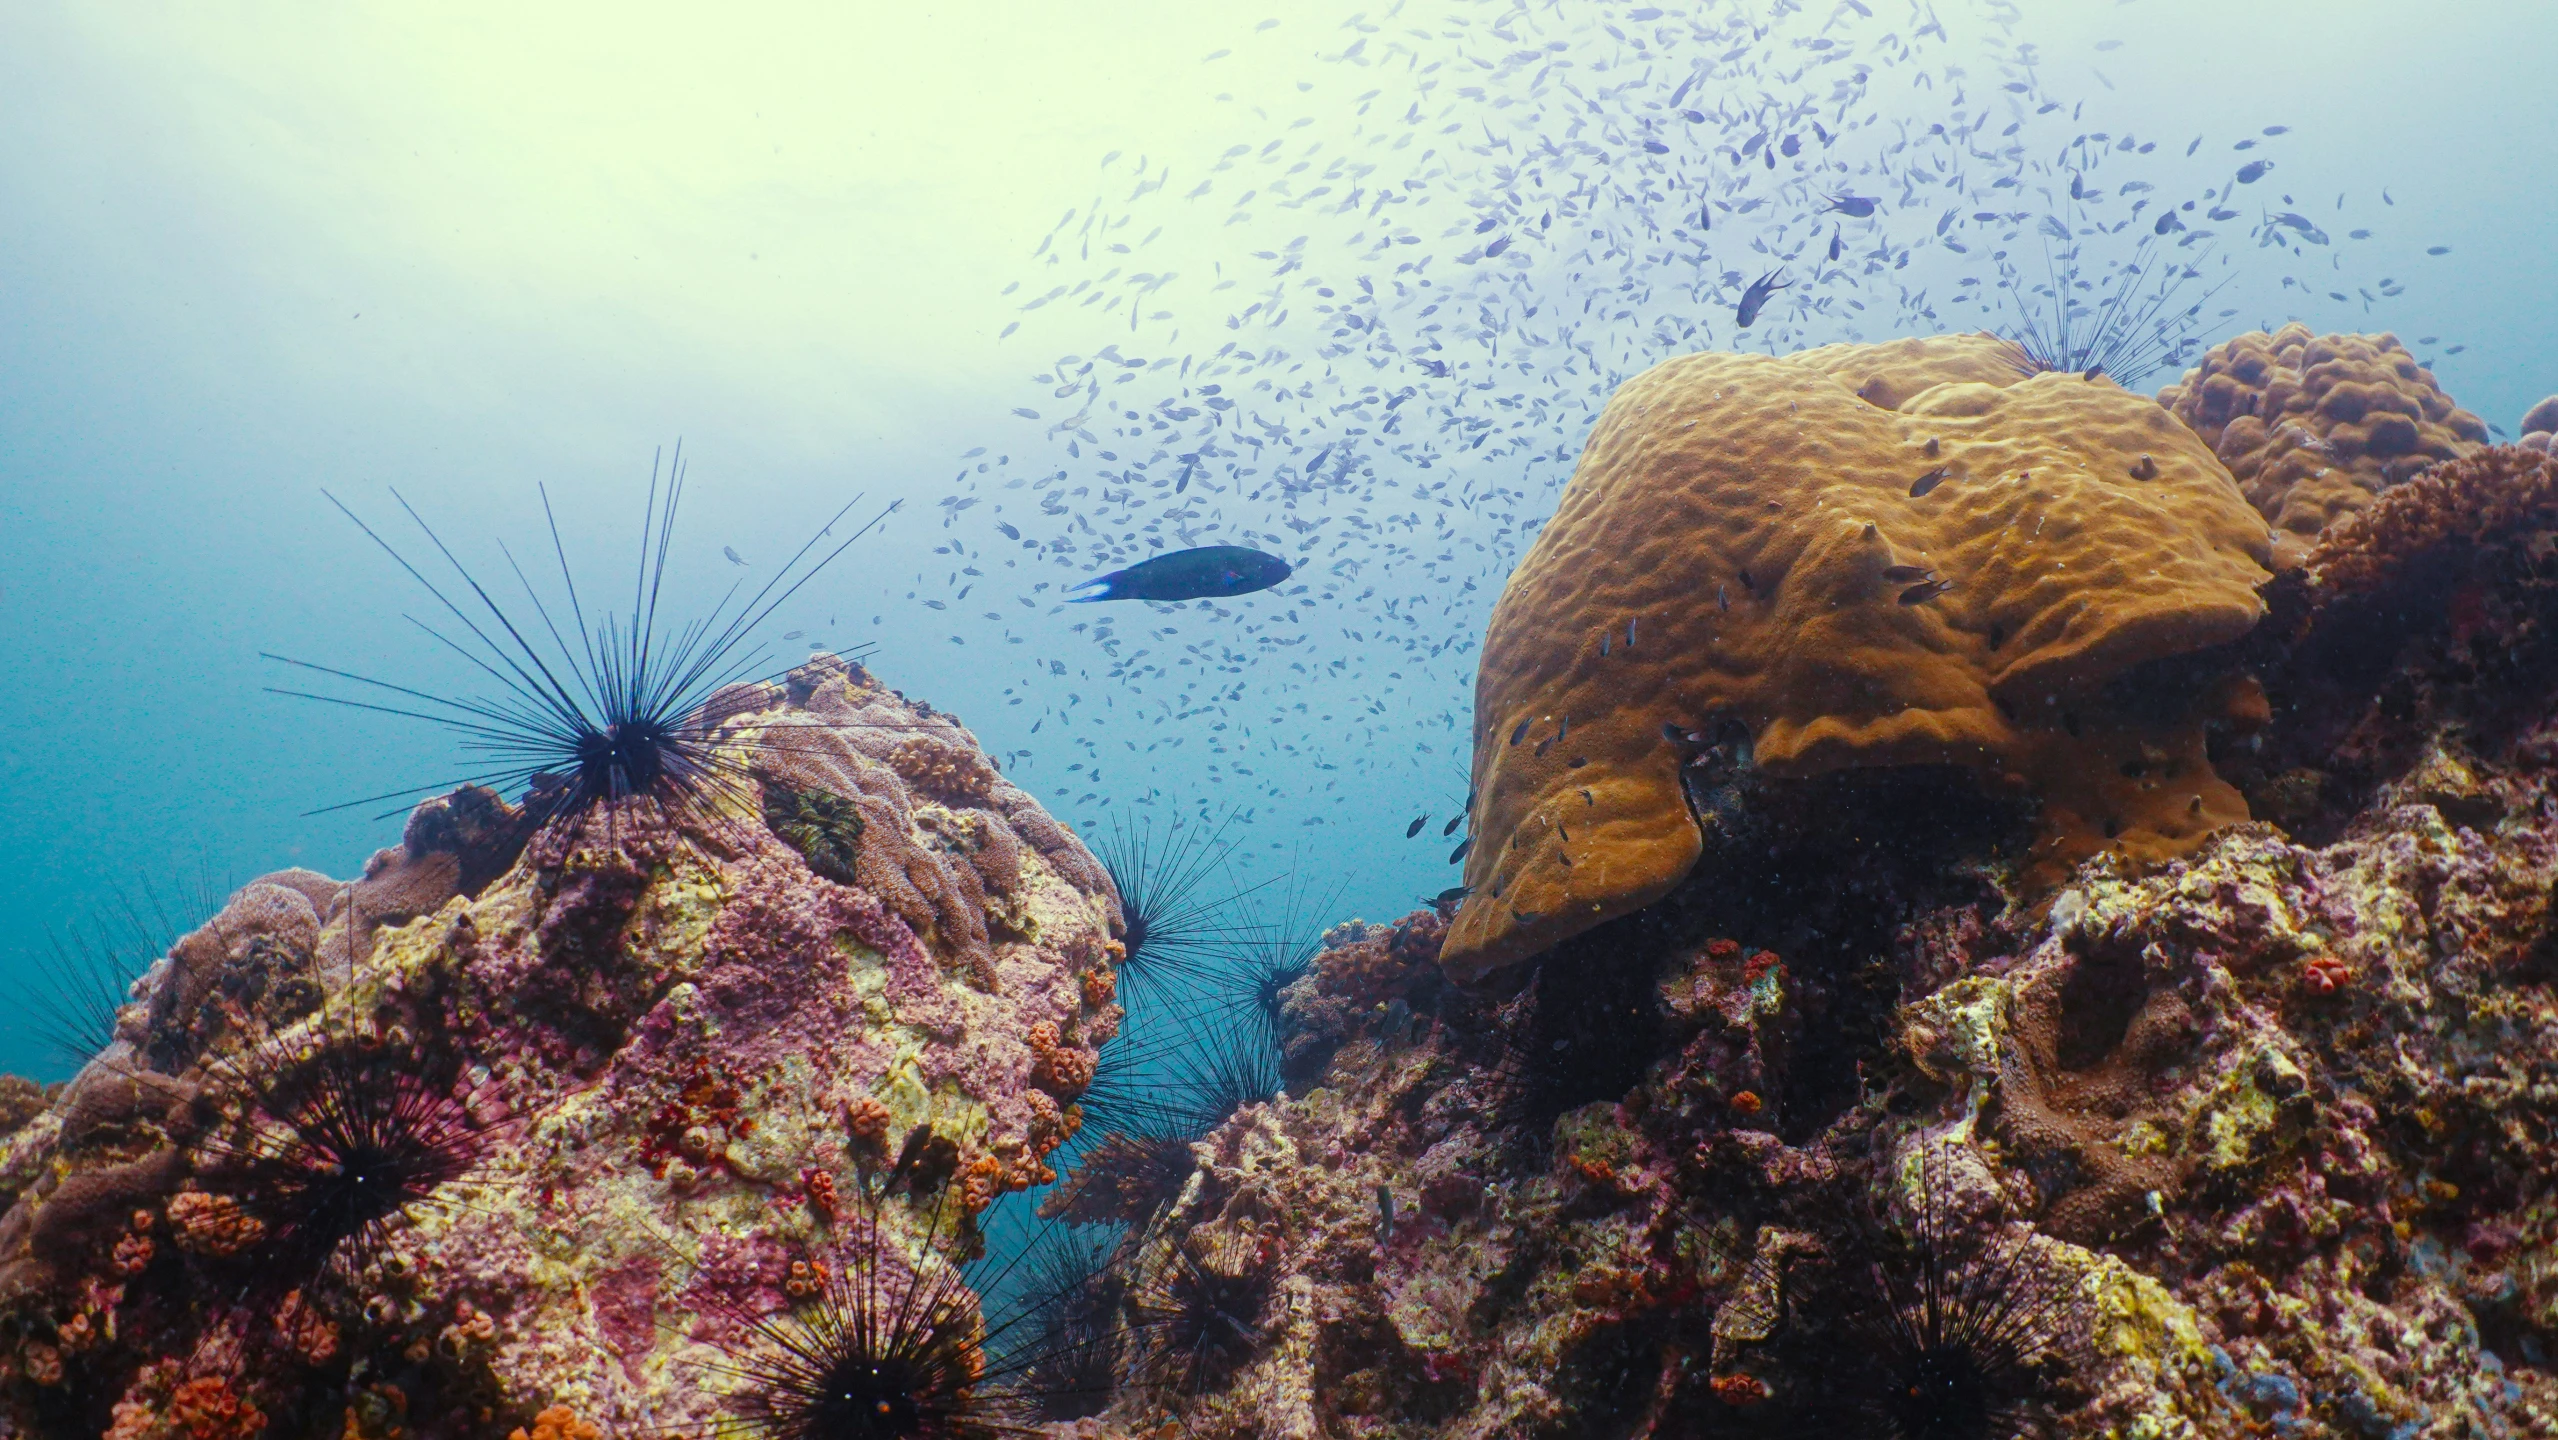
[2158,323,2488,552]
[1076,457,2558,1438]
[1446,335,2278,979]
[0,658,1121,1438]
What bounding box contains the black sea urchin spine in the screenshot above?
[194,1037,494,1285]
[1826,1156,2084,1440]
[264,447,900,831]
[1125,1230,1272,1398]
[708,1181,1133,1439]
[1090,808,1264,1017]
[1995,234,2237,387]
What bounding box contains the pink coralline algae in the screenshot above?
[0,655,1121,1436]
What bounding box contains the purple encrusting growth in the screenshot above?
[0,655,1125,1436]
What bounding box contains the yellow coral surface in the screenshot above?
[1443,336,2277,979]
[2157,323,2486,554]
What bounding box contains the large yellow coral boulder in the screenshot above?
[2157,324,2487,552]
[1443,336,2279,980]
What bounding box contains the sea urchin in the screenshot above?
[193,1037,493,1284]
[265,447,897,834]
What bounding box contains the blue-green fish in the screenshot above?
[1066,544,1293,603]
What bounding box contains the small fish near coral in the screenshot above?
[1735,270,1790,328]
[1066,545,1294,603]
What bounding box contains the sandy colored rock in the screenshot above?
[2157,323,2488,552]
[1444,337,2277,979]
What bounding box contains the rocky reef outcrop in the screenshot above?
[1071,440,2558,1438]
[7,344,2555,1440]
[0,656,1124,1438]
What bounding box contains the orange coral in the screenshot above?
[1444,337,2276,978]
[1080,964,1119,1010]
[169,1376,266,1440]
[801,1168,840,1222]
[110,1231,156,1277]
[272,1291,340,1366]
[2158,324,2487,552]
[166,1191,265,1258]
[958,1152,1006,1213]
[845,1094,894,1145]
[1711,1373,1769,1406]
[1027,1021,1096,1096]
[782,1258,831,1299]
[507,1406,601,1440]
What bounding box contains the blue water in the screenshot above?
[4,0,2554,1079]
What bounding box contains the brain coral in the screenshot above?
[0,655,1124,1435]
[1443,336,2277,980]
[2156,323,2487,551]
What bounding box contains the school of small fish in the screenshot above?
[828,0,2454,870]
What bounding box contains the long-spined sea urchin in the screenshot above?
[264,446,899,835]
[189,1035,496,1286]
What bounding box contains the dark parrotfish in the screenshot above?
[1065,545,1293,603]
[1736,270,1790,328]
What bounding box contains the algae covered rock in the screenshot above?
[0,657,1122,1437]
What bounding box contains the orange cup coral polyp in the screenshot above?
[1442,334,2279,981]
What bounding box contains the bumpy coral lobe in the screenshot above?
[2157,323,2487,554]
[1446,334,2277,978]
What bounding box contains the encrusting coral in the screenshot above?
[0,655,1123,1437]
[2218,443,2558,847]
[2157,323,2488,554]
[1445,333,2278,980]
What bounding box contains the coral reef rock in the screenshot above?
[0,656,1123,1439]
[1089,441,2558,1440]
[1446,334,2277,980]
[2158,323,2489,554]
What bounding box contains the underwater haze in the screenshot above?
[10,2,2558,1436]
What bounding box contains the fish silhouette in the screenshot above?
[1065,545,1294,603]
